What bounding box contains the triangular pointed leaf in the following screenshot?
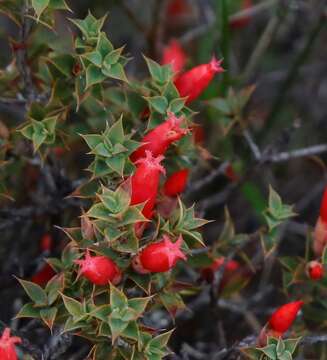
[61,293,84,317]
[110,284,127,310]
[17,278,48,306]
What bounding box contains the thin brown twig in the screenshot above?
[186,161,229,195]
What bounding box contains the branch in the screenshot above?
[267,144,327,163]
[15,3,36,104]
[0,96,26,106]
[0,160,84,231]
[0,198,82,231]
[197,182,238,212]
[243,129,262,161]
[187,161,229,195]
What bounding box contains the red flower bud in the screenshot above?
[307,260,324,280]
[130,151,165,219]
[229,0,252,29]
[201,257,241,283]
[75,250,122,286]
[163,169,189,197]
[161,39,187,74]
[174,57,224,104]
[268,301,304,334]
[131,113,188,163]
[40,233,53,252]
[31,263,56,286]
[313,187,327,255]
[132,234,187,273]
[0,328,21,360]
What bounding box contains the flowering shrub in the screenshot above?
[1,1,327,360]
[5,5,216,358]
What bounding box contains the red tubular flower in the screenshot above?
[0,328,21,360]
[131,113,187,163]
[132,234,187,273]
[31,263,56,286]
[130,151,165,219]
[40,233,53,252]
[174,57,224,104]
[307,261,324,280]
[229,0,252,29]
[268,301,304,334]
[161,39,187,74]
[313,187,327,255]
[75,250,122,286]
[163,169,189,197]
[320,187,327,222]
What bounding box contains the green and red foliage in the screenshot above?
[0,1,326,359]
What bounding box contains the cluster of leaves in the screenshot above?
[81,117,139,178]
[244,337,301,360]
[71,12,128,88]
[261,186,296,255]
[20,103,58,151]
